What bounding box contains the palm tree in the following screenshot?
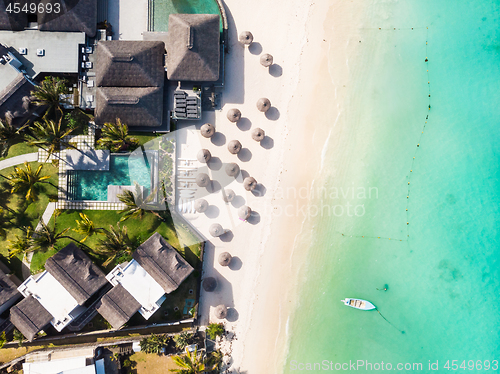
[95,224,135,266]
[6,162,52,202]
[0,117,27,157]
[29,220,73,253]
[173,332,193,350]
[97,119,139,152]
[73,213,105,242]
[171,349,218,374]
[31,76,69,120]
[118,184,162,222]
[28,118,74,161]
[139,334,170,354]
[8,229,33,258]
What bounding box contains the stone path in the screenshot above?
[0,152,38,171]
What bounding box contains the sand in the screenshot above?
[197,0,367,372]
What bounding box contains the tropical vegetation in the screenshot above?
[73,213,105,242]
[31,76,69,120]
[4,162,53,202]
[118,184,162,222]
[206,323,225,340]
[139,334,171,354]
[97,119,138,152]
[94,223,136,266]
[0,118,27,157]
[28,118,75,161]
[171,348,219,374]
[173,332,193,350]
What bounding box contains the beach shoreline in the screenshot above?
[195,0,368,372]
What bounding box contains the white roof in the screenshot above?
[18,271,84,331]
[0,30,85,79]
[107,259,165,319]
[23,357,89,374]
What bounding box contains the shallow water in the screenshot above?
[285,1,500,372]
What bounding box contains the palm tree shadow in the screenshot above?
[183,245,201,269]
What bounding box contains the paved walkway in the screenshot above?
[0,152,38,171]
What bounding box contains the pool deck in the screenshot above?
[107,0,149,40]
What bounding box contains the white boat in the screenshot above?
[341,298,376,310]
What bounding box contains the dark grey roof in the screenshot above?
[38,0,97,37]
[96,41,165,88]
[10,296,53,341]
[95,86,163,127]
[0,5,27,31]
[96,284,141,329]
[0,74,38,126]
[45,243,107,305]
[0,269,20,306]
[133,233,194,294]
[166,14,220,82]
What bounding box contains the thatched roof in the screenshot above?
[0,269,20,307]
[225,163,240,177]
[251,128,265,142]
[227,108,241,123]
[238,205,252,220]
[243,177,257,191]
[222,189,235,203]
[96,284,141,329]
[209,223,224,237]
[96,41,165,88]
[45,243,108,305]
[200,123,215,138]
[218,252,232,267]
[214,304,227,319]
[166,14,220,82]
[228,140,242,154]
[132,233,194,294]
[238,31,253,46]
[196,173,210,187]
[0,74,38,127]
[95,86,163,127]
[10,296,53,341]
[197,149,211,163]
[38,0,97,37]
[256,98,271,112]
[194,199,209,213]
[202,277,217,292]
[260,53,273,67]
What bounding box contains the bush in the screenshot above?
[173,332,192,350]
[206,323,224,340]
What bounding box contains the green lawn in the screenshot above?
[129,133,159,147]
[0,162,59,279]
[32,209,202,274]
[0,141,37,161]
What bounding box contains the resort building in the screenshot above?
[96,232,194,329]
[11,243,108,340]
[94,40,166,128]
[23,348,105,374]
[0,268,21,315]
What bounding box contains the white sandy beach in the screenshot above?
[195,0,367,372]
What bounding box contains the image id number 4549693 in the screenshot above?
[5,1,61,13]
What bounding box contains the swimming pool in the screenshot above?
[151,0,223,32]
[67,154,154,201]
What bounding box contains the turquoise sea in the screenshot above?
[285,1,500,372]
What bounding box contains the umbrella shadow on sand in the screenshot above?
[236,117,252,131]
[269,63,283,77]
[260,136,274,149]
[207,157,222,171]
[237,148,252,162]
[265,107,280,120]
[219,229,234,242]
[228,256,242,271]
[211,132,226,147]
[249,42,262,55]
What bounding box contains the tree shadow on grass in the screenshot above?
[183,245,202,269]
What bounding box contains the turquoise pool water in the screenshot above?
[151,0,222,32]
[284,1,500,372]
[68,155,152,201]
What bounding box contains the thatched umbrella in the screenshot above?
[218,252,232,266]
[256,98,271,112]
[227,108,241,123]
[243,177,257,191]
[209,223,224,237]
[200,123,215,138]
[251,128,265,142]
[238,205,252,220]
[225,163,240,177]
[228,140,242,154]
[239,31,254,46]
[197,149,211,163]
[222,189,235,203]
[196,173,210,187]
[215,304,227,319]
[194,199,209,213]
[260,53,273,67]
[202,277,217,292]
